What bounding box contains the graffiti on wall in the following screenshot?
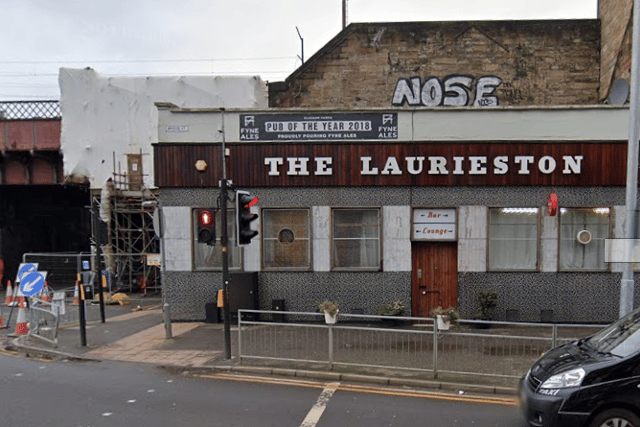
[392,75,503,107]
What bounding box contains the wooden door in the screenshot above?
[127,154,143,191]
[411,242,458,318]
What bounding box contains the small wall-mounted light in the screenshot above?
[547,193,558,216]
[195,160,208,172]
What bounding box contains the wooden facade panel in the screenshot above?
[155,142,628,188]
[155,144,223,188]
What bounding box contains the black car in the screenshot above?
[520,308,640,427]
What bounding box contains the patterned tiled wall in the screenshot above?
[458,272,640,323]
[161,186,632,323]
[164,270,410,321]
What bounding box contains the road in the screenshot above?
[0,353,526,427]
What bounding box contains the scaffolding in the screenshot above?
[91,154,160,294]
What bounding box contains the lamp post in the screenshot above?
[620,0,640,318]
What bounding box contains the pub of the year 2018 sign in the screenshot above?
[240,112,398,141]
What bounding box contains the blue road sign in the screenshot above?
[19,271,45,297]
[16,263,38,283]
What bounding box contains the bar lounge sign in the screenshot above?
[413,209,456,241]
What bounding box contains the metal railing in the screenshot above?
[237,310,604,380]
[28,297,61,347]
[3,289,78,343]
[0,101,60,120]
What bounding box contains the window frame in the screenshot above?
[192,207,242,271]
[331,207,382,272]
[261,207,312,271]
[558,206,611,272]
[487,207,540,272]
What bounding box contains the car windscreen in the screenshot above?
[585,309,640,358]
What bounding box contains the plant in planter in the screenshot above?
[376,300,406,317]
[476,289,499,322]
[318,300,339,324]
[430,306,460,330]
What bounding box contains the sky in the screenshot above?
[1,0,598,101]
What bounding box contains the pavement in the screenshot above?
[0,292,518,397]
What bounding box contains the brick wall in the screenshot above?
[598,0,632,101]
[270,20,600,109]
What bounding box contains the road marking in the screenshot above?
[300,382,340,427]
[192,372,518,406]
[338,383,517,406]
[195,372,325,388]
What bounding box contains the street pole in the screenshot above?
[621,0,640,318]
[221,179,231,360]
[158,202,172,339]
[220,108,232,360]
[92,197,106,323]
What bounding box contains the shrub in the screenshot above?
[318,300,339,316]
[476,289,499,320]
[430,306,460,321]
[376,300,406,316]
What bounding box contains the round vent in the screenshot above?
[576,230,592,245]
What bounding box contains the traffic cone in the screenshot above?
[40,281,52,302]
[14,288,25,307]
[4,280,13,305]
[72,282,79,305]
[14,301,28,335]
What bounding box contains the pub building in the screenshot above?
[154,105,632,323]
[154,9,639,322]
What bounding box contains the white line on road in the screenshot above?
[300,382,340,427]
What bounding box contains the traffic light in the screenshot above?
[196,208,216,245]
[236,190,259,245]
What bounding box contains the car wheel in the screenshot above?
[589,409,640,427]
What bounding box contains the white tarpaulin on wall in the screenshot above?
[59,67,267,189]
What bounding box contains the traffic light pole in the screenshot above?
[219,108,232,360]
[221,178,232,360]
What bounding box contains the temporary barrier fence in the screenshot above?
[237,310,604,381]
[22,252,159,294]
[28,297,61,347]
[22,252,93,293]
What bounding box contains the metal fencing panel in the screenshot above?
[238,310,606,381]
[28,298,60,347]
[22,252,93,292]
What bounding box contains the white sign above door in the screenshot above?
[413,208,456,241]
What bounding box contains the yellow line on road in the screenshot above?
[195,372,326,388]
[338,383,517,406]
[192,372,518,406]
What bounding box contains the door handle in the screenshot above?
[419,285,439,295]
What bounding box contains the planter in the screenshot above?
[471,319,492,329]
[436,315,451,330]
[324,310,338,324]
